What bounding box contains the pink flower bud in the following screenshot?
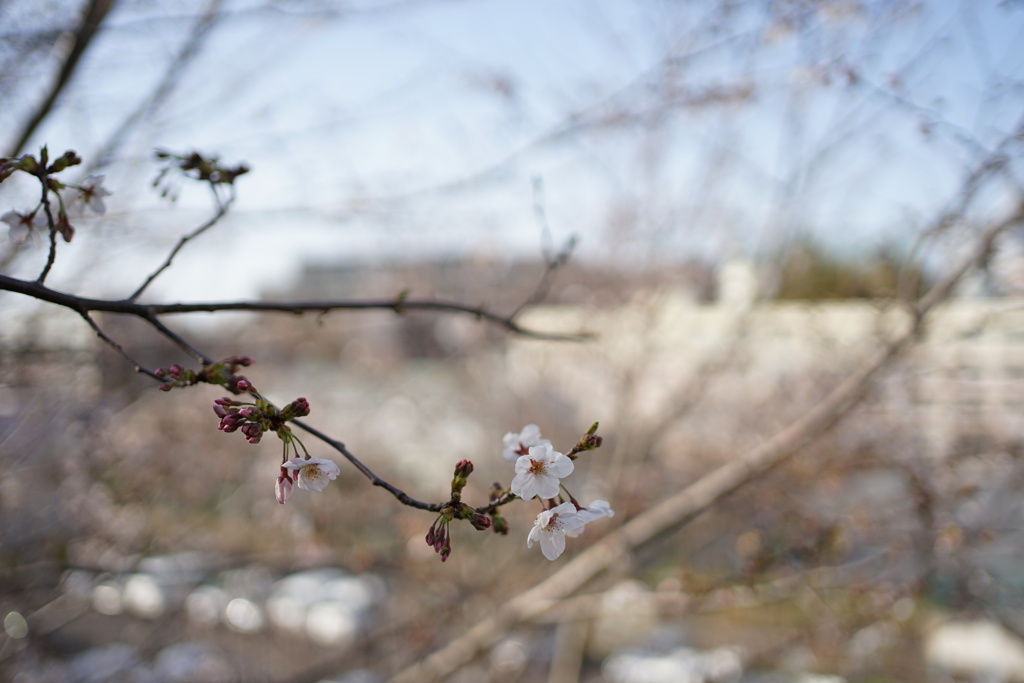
[275,469,294,504]
[469,513,492,531]
[433,525,447,553]
[241,422,263,444]
[288,397,310,418]
[218,413,244,432]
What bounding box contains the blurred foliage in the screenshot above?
[774,239,930,301]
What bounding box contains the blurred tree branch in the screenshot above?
[7,0,116,157]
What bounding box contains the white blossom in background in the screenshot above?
[501,424,551,462]
[2,210,44,246]
[283,457,340,492]
[69,175,112,216]
[527,502,585,560]
[565,499,615,538]
[510,443,573,500]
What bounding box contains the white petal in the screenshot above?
[580,500,614,522]
[527,524,541,549]
[510,472,537,500]
[549,502,579,519]
[531,474,561,500]
[281,457,307,471]
[540,531,565,560]
[527,443,554,462]
[545,454,574,478]
[513,454,533,474]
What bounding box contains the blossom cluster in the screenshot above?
[1,147,111,247]
[208,385,332,505]
[422,460,494,562]
[154,355,255,393]
[502,423,613,560]
[214,395,310,444]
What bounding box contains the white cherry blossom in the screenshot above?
[282,457,340,492]
[2,210,44,247]
[510,443,573,500]
[69,175,112,216]
[501,424,551,462]
[527,502,585,560]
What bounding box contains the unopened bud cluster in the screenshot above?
[153,149,250,201]
[213,395,310,445]
[1,146,111,247]
[425,506,456,562]
[154,355,255,394]
[424,460,498,562]
[155,364,196,391]
[210,389,332,506]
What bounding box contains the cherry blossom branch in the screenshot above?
[0,147,591,532]
[0,268,581,516]
[2,145,607,568]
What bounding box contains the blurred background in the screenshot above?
[3,1,1024,681]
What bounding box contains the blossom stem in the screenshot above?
[292,434,310,458]
[35,179,58,284]
[560,484,580,508]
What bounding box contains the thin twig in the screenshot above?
[35,178,58,284]
[129,183,233,300]
[507,176,578,319]
[292,419,521,514]
[78,311,160,380]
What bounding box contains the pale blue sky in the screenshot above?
[2,0,1023,299]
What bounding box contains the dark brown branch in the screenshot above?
[291,420,522,513]
[0,275,590,341]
